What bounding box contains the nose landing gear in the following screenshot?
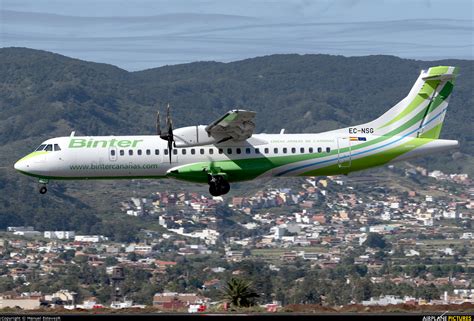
[39,185,48,194]
[38,178,49,194]
[208,174,230,197]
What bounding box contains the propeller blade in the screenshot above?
[157,103,175,163]
[166,103,171,128]
[168,139,172,163]
[156,110,161,136]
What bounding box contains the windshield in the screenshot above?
[34,143,61,152]
[35,144,46,151]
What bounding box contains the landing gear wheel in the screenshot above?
[209,183,220,197]
[208,175,230,196]
[39,185,47,194]
[220,180,230,195]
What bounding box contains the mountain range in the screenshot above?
[0,47,472,237]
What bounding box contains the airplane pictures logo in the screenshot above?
[422,315,472,321]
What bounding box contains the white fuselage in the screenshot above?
[14,133,458,182]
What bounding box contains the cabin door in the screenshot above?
[337,137,352,168]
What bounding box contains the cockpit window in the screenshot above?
[44,144,53,152]
[54,144,61,151]
[35,144,46,151]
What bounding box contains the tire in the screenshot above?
[209,183,220,197]
[39,186,47,194]
[220,180,230,195]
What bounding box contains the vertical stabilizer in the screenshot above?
[363,66,459,139]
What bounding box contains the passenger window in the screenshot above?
[45,144,53,152]
[111,150,116,156]
[227,148,232,154]
[173,149,177,155]
[264,148,269,154]
[164,149,168,155]
[326,147,331,153]
[255,148,260,154]
[317,147,322,153]
[191,149,195,155]
[120,150,124,156]
[54,144,61,151]
[274,148,278,154]
[209,149,214,155]
[309,147,313,153]
[236,148,241,154]
[245,148,251,154]
[291,147,296,154]
[200,149,205,155]
[129,150,133,156]
[155,149,159,155]
[138,149,142,156]
[146,149,151,155]
[35,144,46,151]
[283,148,287,154]
[218,149,223,154]
[182,149,186,155]
[300,147,305,153]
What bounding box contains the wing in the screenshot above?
[205,109,256,143]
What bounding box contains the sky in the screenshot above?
[0,0,473,71]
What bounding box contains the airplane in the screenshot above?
[14,66,459,196]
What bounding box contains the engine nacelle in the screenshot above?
[173,125,219,147]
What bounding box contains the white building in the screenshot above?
[13,230,41,237]
[44,231,75,240]
[423,218,434,226]
[44,290,77,305]
[74,235,107,243]
[390,202,400,209]
[271,226,286,240]
[443,210,457,219]
[125,244,153,254]
[460,232,474,240]
[405,249,420,257]
[381,212,391,221]
[302,252,319,260]
[442,247,454,256]
[158,216,167,227]
[362,295,404,306]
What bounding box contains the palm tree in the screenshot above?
[222,278,259,307]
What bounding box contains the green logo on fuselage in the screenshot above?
[69,138,143,148]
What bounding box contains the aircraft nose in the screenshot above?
[14,159,28,172]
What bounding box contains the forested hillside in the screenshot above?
[0,47,472,236]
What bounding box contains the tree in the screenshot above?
[59,249,76,261]
[363,233,387,249]
[352,277,373,302]
[222,278,259,308]
[416,284,440,300]
[105,256,118,266]
[127,252,138,262]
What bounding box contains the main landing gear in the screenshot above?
[208,174,230,197]
[38,178,49,194]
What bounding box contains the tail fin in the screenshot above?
[366,66,459,139]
